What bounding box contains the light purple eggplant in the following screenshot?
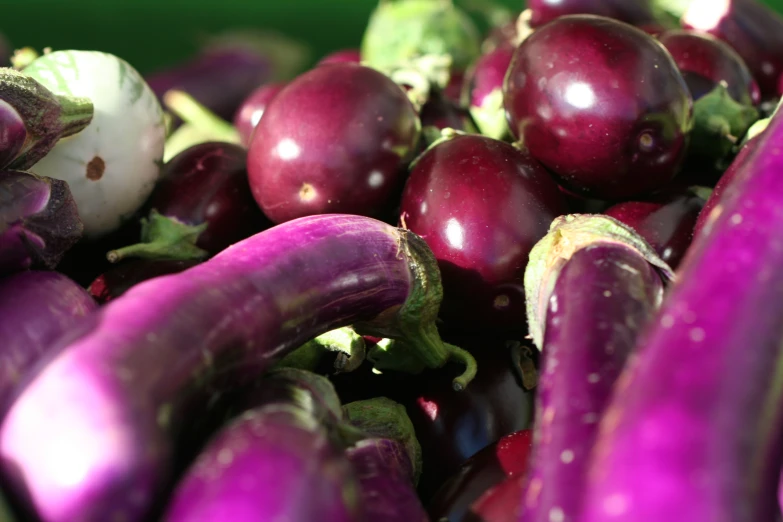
[1,170,83,275]
[520,215,673,522]
[0,271,96,413]
[580,81,783,522]
[0,214,475,522]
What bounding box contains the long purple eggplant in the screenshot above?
[519,215,673,522]
[164,368,362,522]
[0,271,96,413]
[580,83,783,522]
[0,214,475,522]
[1,170,83,275]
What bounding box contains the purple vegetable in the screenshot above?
[527,0,660,28]
[504,15,694,200]
[521,215,673,522]
[0,214,475,522]
[1,170,83,275]
[233,83,285,147]
[107,142,272,262]
[399,133,567,335]
[468,473,525,522]
[318,49,362,66]
[247,63,420,224]
[0,271,96,412]
[419,93,472,132]
[87,259,200,304]
[604,188,706,269]
[580,91,783,522]
[0,68,93,170]
[464,46,514,140]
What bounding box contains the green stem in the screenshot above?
[54,93,96,138]
[163,90,240,143]
[106,209,209,263]
[274,327,367,373]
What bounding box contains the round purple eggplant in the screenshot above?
[504,15,694,201]
[233,82,285,147]
[604,188,706,269]
[87,259,200,304]
[107,142,272,262]
[399,134,567,335]
[464,46,514,140]
[527,0,660,28]
[657,29,760,105]
[318,49,361,66]
[247,63,420,224]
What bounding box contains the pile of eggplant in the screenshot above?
[2,0,783,520]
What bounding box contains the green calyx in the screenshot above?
[274,327,367,374]
[264,367,346,424]
[361,0,481,74]
[385,53,453,111]
[524,214,676,349]
[690,82,759,166]
[0,67,94,170]
[106,209,209,263]
[470,88,510,141]
[650,0,696,23]
[343,397,423,485]
[353,229,477,391]
[162,90,241,162]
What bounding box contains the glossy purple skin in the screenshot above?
[233,83,285,147]
[347,438,427,522]
[318,49,362,66]
[146,48,272,122]
[504,15,694,200]
[164,408,362,522]
[658,29,760,104]
[399,134,567,334]
[580,101,783,522]
[521,244,664,522]
[528,0,659,28]
[465,46,514,111]
[428,430,533,522]
[693,135,760,240]
[87,259,200,304]
[682,0,783,100]
[0,271,96,413]
[151,142,272,255]
[604,191,705,269]
[0,100,26,167]
[419,94,471,131]
[0,170,83,275]
[0,215,425,522]
[248,63,420,224]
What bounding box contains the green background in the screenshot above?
[3,0,783,75]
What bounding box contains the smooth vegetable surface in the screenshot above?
[248,63,420,224]
[23,50,166,238]
[318,49,362,66]
[504,15,694,200]
[233,83,285,146]
[580,92,783,522]
[0,271,96,413]
[463,46,514,140]
[0,214,474,522]
[521,215,673,522]
[527,0,659,28]
[0,170,83,275]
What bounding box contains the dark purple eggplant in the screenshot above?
[0,271,96,413]
[107,142,272,262]
[247,63,420,224]
[0,214,475,522]
[1,170,83,275]
[318,49,362,66]
[580,88,783,522]
[0,68,93,170]
[233,83,285,147]
[527,0,661,28]
[87,259,200,304]
[504,15,694,200]
[428,429,533,522]
[604,188,706,269]
[521,215,673,522]
[463,46,514,140]
[399,133,567,335]
[420,94,473,132]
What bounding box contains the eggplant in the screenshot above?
[580,89,783,522]
[0,271,96,413]
[0,214,475,522]
[87,259,200,304]
[520,215,674,522]
[0,68,93,171]
[0,170,83,275]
